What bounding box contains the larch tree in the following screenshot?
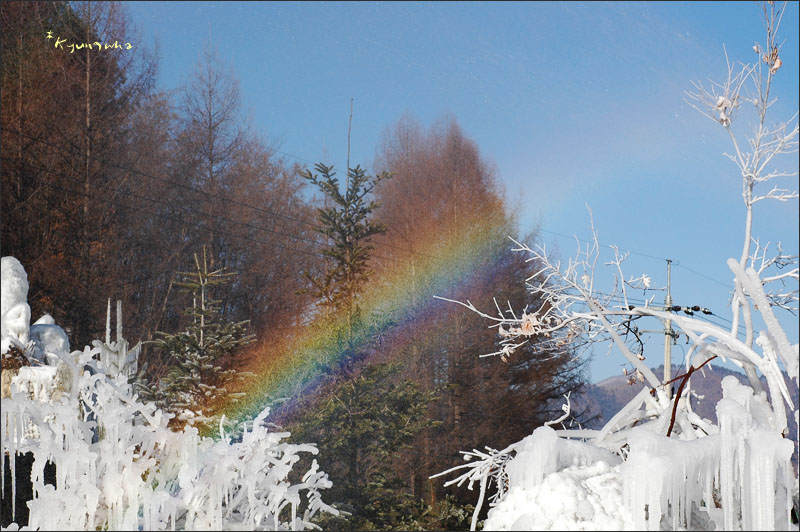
[174,43,246,275]
[172,43,319,335]
[0,0,156,348]
[372,115,589,510]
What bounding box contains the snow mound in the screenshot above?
[2,256,70,362]
[485,460,634,531]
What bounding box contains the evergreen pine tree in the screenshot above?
[146,247,255,429]
[300,163,391,339]
[290,363,441,530]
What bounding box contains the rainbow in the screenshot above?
[205,214,518,435]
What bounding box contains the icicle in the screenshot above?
[9,449,17,523]
[105,299,111,345]
[471,475,487,531]
[115,300,122,345]
[1,333,336,531]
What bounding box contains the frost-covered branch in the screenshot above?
[750,239,800,316]
[1,341,336,530]
[429,441,519,531]
[684,45,754,129]
[544,392,572,427]
[684,2,799,402]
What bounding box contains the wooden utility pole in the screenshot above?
[664,259,673,396]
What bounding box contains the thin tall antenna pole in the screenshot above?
[346,97,353,188]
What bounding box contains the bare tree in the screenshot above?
[1,1,156,347]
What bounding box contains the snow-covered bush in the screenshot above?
[1,258,336,530]
[433,3,798,530]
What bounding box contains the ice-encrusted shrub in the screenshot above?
[2,343,336,530]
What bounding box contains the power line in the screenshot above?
[4,156,333,251]
[8,154,748,340]
[536,227,670,262]
[3,125,470,270]
[674,263,733,290]
[587,290,747,335]
[273,149,316,166]
[2,157,504,300]
[3,125,738,294]
[2,127,486,278]
[533,227,737,291]
[5,131,758,383]
[8,160,751,347]
[9,162,331,262]
[0,125,329,233]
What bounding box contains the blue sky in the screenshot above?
[125,1,798,382]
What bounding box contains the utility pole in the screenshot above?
[641,259,715,398]
[664,259,673,397]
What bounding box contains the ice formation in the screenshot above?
[433,245,799,531]
[472,379,797,531]
[484,460,634,531]
[480,427,628,530]
[1,257,336,530]
[1,257,69,364]
[1,257,28,317]
[28,323,70,366]
[1,257,31,353]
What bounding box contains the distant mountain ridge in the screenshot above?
[581,364,799,440]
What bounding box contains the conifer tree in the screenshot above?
[301,164,391,327]
[290,363,441,530]
[301,163,391,376]
[146,247,255,429]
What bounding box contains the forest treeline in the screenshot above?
[1,2,588,529]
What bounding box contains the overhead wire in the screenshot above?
[2,126,498,281]
[2,157,331,262]
[8,156,752,346]
[3,156,336,253]
[9,153,752,343]
[1,154,514,319]
[590,290,748,335]
[4,143,590,443]
[0,125,329,232]
[4,129,759,387]
[2,125,739,295]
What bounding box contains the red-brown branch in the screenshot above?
[666,355,718,438]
